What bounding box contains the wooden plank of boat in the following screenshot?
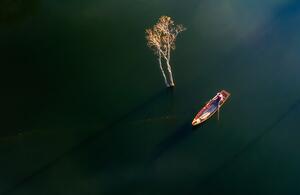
[192,90,230,126]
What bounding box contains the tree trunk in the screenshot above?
[166,59,175,87]
[158,53,169,87]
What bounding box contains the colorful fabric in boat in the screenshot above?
[202,97,221,115]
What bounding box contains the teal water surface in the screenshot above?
[1,0,300,194]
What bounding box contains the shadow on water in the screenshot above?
[149,121,201,163]
[98,87,174,136]
[198,97,300,187]
[3,88,174,195]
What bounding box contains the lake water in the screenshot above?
[1,0,300,194]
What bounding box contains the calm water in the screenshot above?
[1,0,300,194]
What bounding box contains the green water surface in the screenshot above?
[1,0,300,194]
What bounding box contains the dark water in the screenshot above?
[1,0,300,194]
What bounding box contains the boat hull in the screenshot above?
[192,90,230,126]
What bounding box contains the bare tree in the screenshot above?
[146,16,186,87]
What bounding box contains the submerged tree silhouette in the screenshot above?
[146,16,186,87]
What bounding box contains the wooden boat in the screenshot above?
[192,90,230,126]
